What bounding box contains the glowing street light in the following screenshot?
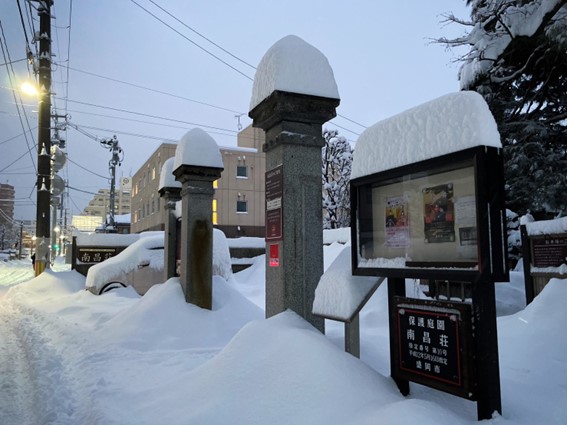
[21,81,39,97]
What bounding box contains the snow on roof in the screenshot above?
[75,232,141,247]
[114,213,131,224]
[526,216,567,236]
[249,35,340,111]
[351,91,501,179]
[173,128,224,171]
[313,246,382,321]
[158,157,181,191]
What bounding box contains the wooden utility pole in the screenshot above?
[34,0,53,275]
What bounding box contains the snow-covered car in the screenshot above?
[85,234,165,295]
[85,229,233,296]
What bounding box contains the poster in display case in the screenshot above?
[351,146,508,281]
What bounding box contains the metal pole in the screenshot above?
[34,0,53,275]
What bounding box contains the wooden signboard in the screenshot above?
[531,236,567,268]
[391,297,475,399]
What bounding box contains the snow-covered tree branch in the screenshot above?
[322,129,353,229]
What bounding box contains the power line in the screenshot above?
[69,121,178,143]
[67,185,99,196]
[61,64,245,114]
[59,97,240,134]
[0,19,37,172]
[0,127,37,145]
[336,113,367,129]
[147,0,256,70]
[0,57,27,67]
[129,0,253,81]
[66,157,108,180]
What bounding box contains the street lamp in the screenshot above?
[21,81,39,97]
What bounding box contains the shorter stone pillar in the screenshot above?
[158,157,182,280]
[173,128,223,309]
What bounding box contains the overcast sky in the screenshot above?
[1,0,470,222]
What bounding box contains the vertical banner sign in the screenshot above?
[392,297,475,400]
[266,165,283,240]
[269,244,279,267]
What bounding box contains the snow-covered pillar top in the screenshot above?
[249,35,340,138]
[158,157,182,194]
[172,128,224,181]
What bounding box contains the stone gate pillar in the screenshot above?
[158,157,182,280]
[249,35,340,332]
[173,128,223,309]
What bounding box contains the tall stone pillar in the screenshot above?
[249,36,340,332]
[173,129,223,309]
[158,157,182,280]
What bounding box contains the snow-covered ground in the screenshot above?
[0,245,566,425]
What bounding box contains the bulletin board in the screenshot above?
[351,146,508,280]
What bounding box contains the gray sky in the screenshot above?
[1,0,470,222]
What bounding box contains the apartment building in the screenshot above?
[131,125,266,237]
[0,183,15,226]
[82,177,132,219]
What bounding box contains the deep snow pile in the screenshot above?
[1,252,566,424]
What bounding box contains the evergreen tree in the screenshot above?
[439,0,567,216]
[322,129,353,229]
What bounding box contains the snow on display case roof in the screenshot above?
[158,157,181,191]
[350,91,502,180]
[525,216,567,236]
[249,35,340,111]
[173,128,224,171]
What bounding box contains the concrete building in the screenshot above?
[82,177,132,219]
[0,183,15,226]
[131,125,265,237]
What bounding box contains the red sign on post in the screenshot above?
[269,244,279,267]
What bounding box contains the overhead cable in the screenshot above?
[129,0,253,81]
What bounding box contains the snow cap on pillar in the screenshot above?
[173,128,224,171]
[249,34,340,111]
[158,157,182,191]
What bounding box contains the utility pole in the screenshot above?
[34,0,53,275]
[100,136,123,231]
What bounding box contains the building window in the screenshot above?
[213,179,218,189]
[236,165,248,178]
[236,200,248,213]
[212,199,218,225]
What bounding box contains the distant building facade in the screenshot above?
[82,177,132,219]
[0,183,15,226]
[131,125,266,237]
